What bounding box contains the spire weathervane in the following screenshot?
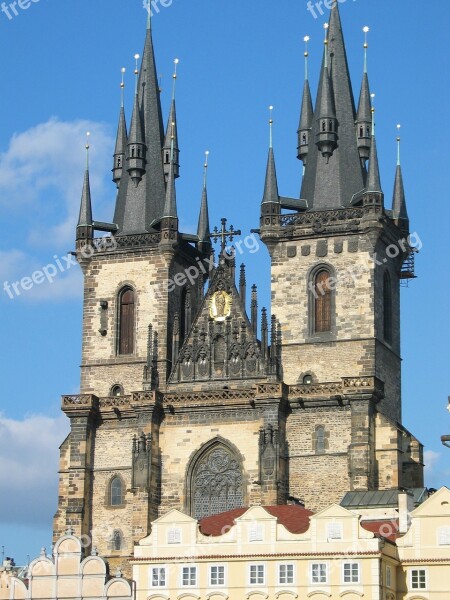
[172,58,179,101]
[134,53,140,93]
[269,105,274,149]
[120,67,126,108]
[304,35,310,80]
[210,218,242,255]
[85,131,91,169]
[203,150,210,189]
[396,124,401,165]
[363,26,369,73]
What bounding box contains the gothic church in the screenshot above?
[54,4,423,573]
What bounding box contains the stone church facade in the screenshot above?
[53,4,423,574]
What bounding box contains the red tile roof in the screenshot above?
[361,519,400,543]
[199,505,314,537]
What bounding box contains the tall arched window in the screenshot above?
[110,476,124,507]
[187,441,244,519]
[118,288,135,355]
[314,270,332,333]
[383,272,393,345]
[316,426,325,453]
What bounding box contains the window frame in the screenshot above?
[386,565,392,588]
[410,568,427,590]
[342,561,360,584]
[167,527,181,544]
[150,566,167,588]
[108,475,125,508]
[310,562,328,584]
[327,522,343,540]
[209,564,226,587]
[117,286,136,356]
[111,529,123,552]
[249,563,266,586]
[181,565,198,588]
[437,526,450,545]
[308,264,336,339]
[278,563,295,586]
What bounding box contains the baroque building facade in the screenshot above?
[53,3,423,574]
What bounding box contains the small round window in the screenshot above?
[303,374,313,385]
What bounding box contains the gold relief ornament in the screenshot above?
[209,288,232,321]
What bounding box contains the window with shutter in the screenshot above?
[119,288,135,355]
[314,270,332,333]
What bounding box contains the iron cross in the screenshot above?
[210,218,242,254]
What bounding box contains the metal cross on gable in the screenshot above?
[209,218,242,254]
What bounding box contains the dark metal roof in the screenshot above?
[341,488,428,509]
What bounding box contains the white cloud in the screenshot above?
[0,414,70,527]
[424,449,441,472]
[0,118,115,248]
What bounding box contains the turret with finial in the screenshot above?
[298,35,314,165]
[392,124,409,234]
[76,132,93,243]
[112,67,128,188]
[163,59,180,182]
[356,27,373,167]
[197,151,212,255]
[127,53,147,186]
[316,23,338,162]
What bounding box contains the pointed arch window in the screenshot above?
[187,441,244,519]
[314,270,332,333]
[109,476,124,507]
[383,272,393,345]
[118,288,135,355]
[112,530,123,551]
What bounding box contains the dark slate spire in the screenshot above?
[77,139,93,241]
[162,144,178,219]
[366,117,382,193]
[163,59,180,181]
[392,132,409,226]
[300,4,365,209]
[127,91,146,186]
[356,27,372,166]
[298,36,314,164]
[315,43,338,162]
[262,148,279,205]
[113,19,166,234]
[197,152,211,253]
[112,106,128,187]
[112,68,128,188]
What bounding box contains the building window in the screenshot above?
[303,374,313,385]
[182,566,197,587]
[438,526,450,545]
[118,287,135,355]
[386,565,392,588]
[343,562,360,583]
[249,564,265,585]
[167,528,181,544]
[110,384,123,397]
[411,569,426,589]
[311,563,328,584]
[109,476,124,506]
[383,272,393,344]
[278,564,294,585]
[249,522,264,542]
[209,565,225,586]
[327,522,342,540]
[313,268,333,334]
[151,567,166,587]
[316,426,326,454]
[188,440,244,520]
[112,530,123,551]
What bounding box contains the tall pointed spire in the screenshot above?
[113,68,128,188]
[162,134,178,219]
[127,57,147,187]
[77,133,93,241]
[298,36,314,164]
[163,59,180,181]
[356,27,372,166]
[392,125,409,225]
[301,2,365,209]
[316,26,338,162]
[113,15,166,234]
[366,107,382,193]
[262,107,280,205]
[197,151,211,253]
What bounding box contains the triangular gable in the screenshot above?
[169,255,276,383]
[312,503,354,520]
[235,505,278,523]
[409,486,450,517]
[151,508,196,524]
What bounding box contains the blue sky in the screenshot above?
[0,0,449,564]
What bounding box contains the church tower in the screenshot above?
[54,5,423,574]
